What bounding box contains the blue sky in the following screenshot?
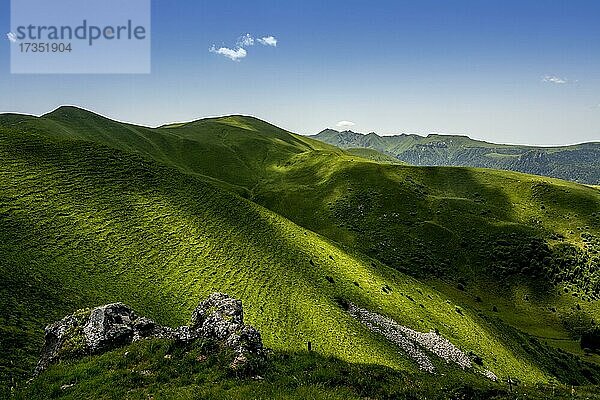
[1,0,600,145]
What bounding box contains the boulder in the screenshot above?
[35,293,265,375]
[190,293,264,368]
[83,303,138,352]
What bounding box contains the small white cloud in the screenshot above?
[258,36,277,47]
[209,45,247,62]
[211,34,278,61]
[237,33,254,48]
[542,75,567,84]
[336,121,356,129]
[7,32,17,43]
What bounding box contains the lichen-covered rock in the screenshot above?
[35,293,265,375]
[190,293,264,369]
[191,293,244,331]
[34,306,95,375]
[132,316,168,341]
[83,303,137,352]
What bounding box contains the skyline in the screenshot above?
[1,0,599,145]
[11,103,600,148]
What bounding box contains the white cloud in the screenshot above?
[258,36,277,47]
[237,33,254,48]
[336,121,356,129]
[210,34,278,61]
[542,75,567,84]
[6,32,17,43]
[209,45,247,62]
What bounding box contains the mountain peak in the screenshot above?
[42,105,107,121]
[317,128,340,135]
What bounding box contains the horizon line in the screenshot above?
[1,105,598,148]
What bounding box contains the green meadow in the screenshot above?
[1,107,599,398]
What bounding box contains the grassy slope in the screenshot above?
[0,122,560,392]
[167,115,600,371]
[344,148,405,164]
[37,107,342,193]
[255,153,600,361]
[1,108,599,395]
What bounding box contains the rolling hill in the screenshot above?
[1,107,599,398]
[312,129,600,185]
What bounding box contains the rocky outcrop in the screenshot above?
[189,293,264,367]
[35,293,265,375]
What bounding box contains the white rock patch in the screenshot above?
[347,303,485,375]
[482,369,498,381]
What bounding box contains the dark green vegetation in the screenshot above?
[1,107,599,398]
[312,129,600,185]
[16,339,600,400]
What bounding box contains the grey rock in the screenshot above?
[189,293,265,369]
[35,293,265,375]
[191,293,244,332]
[35,314,86,375]
[83,303,137,352]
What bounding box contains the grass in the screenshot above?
[16,339,600,400]
[343,148,405,164]
[256,151,599,289]
[1,107,599,397]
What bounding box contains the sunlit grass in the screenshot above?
[0,108,599,398]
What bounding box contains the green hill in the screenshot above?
[344,147,406,164]
[1,107,599,398]
[7,107,338,194]
[311,129,600,185]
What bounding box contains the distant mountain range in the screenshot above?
[311,129,600,185]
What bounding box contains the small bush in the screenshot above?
[580,328,600,354]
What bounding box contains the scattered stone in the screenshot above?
[347,303,435,373]
[469,351,483,366]
[60,383,75,390]
[482,369,498,381]
[347,303,477,374]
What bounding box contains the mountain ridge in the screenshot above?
[316,128,599,148]
[311,129,600,184]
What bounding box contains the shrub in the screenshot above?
[580,328,600,354]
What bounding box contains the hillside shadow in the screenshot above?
[269,160,597,297]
